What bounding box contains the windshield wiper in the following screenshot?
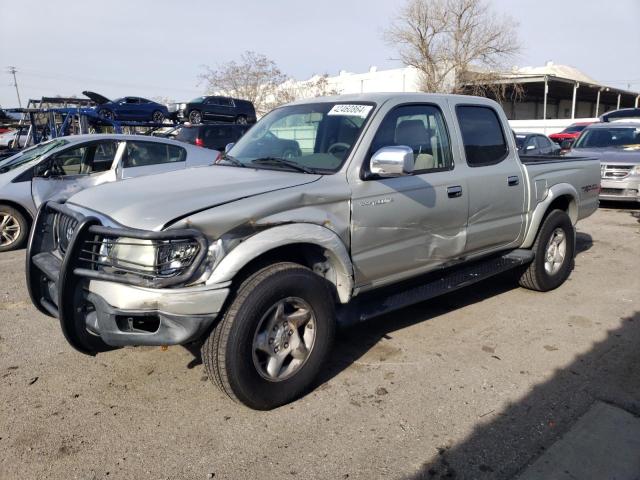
[218,154,246,168]
[251,157,316,174]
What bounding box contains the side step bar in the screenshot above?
[338,249,534,326]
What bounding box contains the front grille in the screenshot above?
[79,233,201,280]
[601,164,633,180]
[55,213,79,254]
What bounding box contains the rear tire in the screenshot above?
[202,262,335,410]
[519,209,575,291]
[235,115,248,125]
[0,205,29,252]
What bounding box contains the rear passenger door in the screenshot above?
[453,103,526,254]
[119,140,187,178]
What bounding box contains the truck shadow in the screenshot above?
[399,311,640,479]
[321,233,594,385]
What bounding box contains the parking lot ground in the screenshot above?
[0,203,639,480]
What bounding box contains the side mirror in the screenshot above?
[526,145,536,151]
[225,142,235,153]
[560,140,572,149]
[370,146,414,177]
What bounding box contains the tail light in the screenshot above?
[195,137,204,147]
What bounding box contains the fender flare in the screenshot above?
[522,182,578,249]
[206,223,354,303]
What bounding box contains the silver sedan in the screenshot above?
[0,134,219,252]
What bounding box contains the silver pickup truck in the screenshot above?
[26,93,600,410]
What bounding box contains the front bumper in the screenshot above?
[26,202,229,354]
[599,178,640,202]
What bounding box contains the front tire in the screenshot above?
[152,110,165,123]
[202,262,335,410]
[519,209,575,291]
[0,205,29,252]
[188,110,202,124]
[98,109,114,121]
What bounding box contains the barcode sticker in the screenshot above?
[327,104,373,118]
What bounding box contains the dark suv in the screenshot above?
[176,96,256,125]
[174,123,251,151]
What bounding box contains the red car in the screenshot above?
[549,122,594,144]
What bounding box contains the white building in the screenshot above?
[293,62,640,126]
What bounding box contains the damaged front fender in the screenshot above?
[205,223,354,303]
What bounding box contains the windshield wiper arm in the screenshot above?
[218,154,246,168]
[251,157,316,174]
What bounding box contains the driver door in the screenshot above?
[349,103,469,288]
[32,141,120,207]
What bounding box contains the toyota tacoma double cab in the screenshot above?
[26,93,600,410]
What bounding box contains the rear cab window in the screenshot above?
[456,106,508,166]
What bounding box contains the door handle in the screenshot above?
[447,185,463,198]
[508,176,519,186]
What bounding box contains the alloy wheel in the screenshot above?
[0,213,21,248]
[252,297,317,381]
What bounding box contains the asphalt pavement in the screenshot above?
[1,203,639,480]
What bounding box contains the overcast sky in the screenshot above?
[1,0,638,107]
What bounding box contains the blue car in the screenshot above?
[83,91,169,123]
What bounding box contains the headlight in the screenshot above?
[96,237,201,278]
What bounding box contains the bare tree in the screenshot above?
[384,0,521,99]
[198,51,288,116]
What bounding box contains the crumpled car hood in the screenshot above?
[68,165,321,231]
[572,146,640,164]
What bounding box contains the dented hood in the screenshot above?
[68,166,321,231]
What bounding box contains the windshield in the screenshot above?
[190,97,205,103]
[563,124,587,134]
[0,139,69,174]
[226,102,375,173]
[573,126,640,149]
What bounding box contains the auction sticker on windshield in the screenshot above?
[328,104,373,118]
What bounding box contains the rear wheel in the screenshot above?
[202,262,335,410]
[519,209,575,291]
[0,205,29,252]
[235,115,248,125]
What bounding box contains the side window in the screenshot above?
[206,97,220,105]
[524,136,537,151]
[122,141,186,168]
[91,141,119,173]
[370,104,453,172]
[50,145,87,175]
[125,97,139,104]
[536,136,551,149]
[456,106,508,166]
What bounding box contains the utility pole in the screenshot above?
[6,66,22,108]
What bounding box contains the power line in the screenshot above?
[5,66,22,108]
